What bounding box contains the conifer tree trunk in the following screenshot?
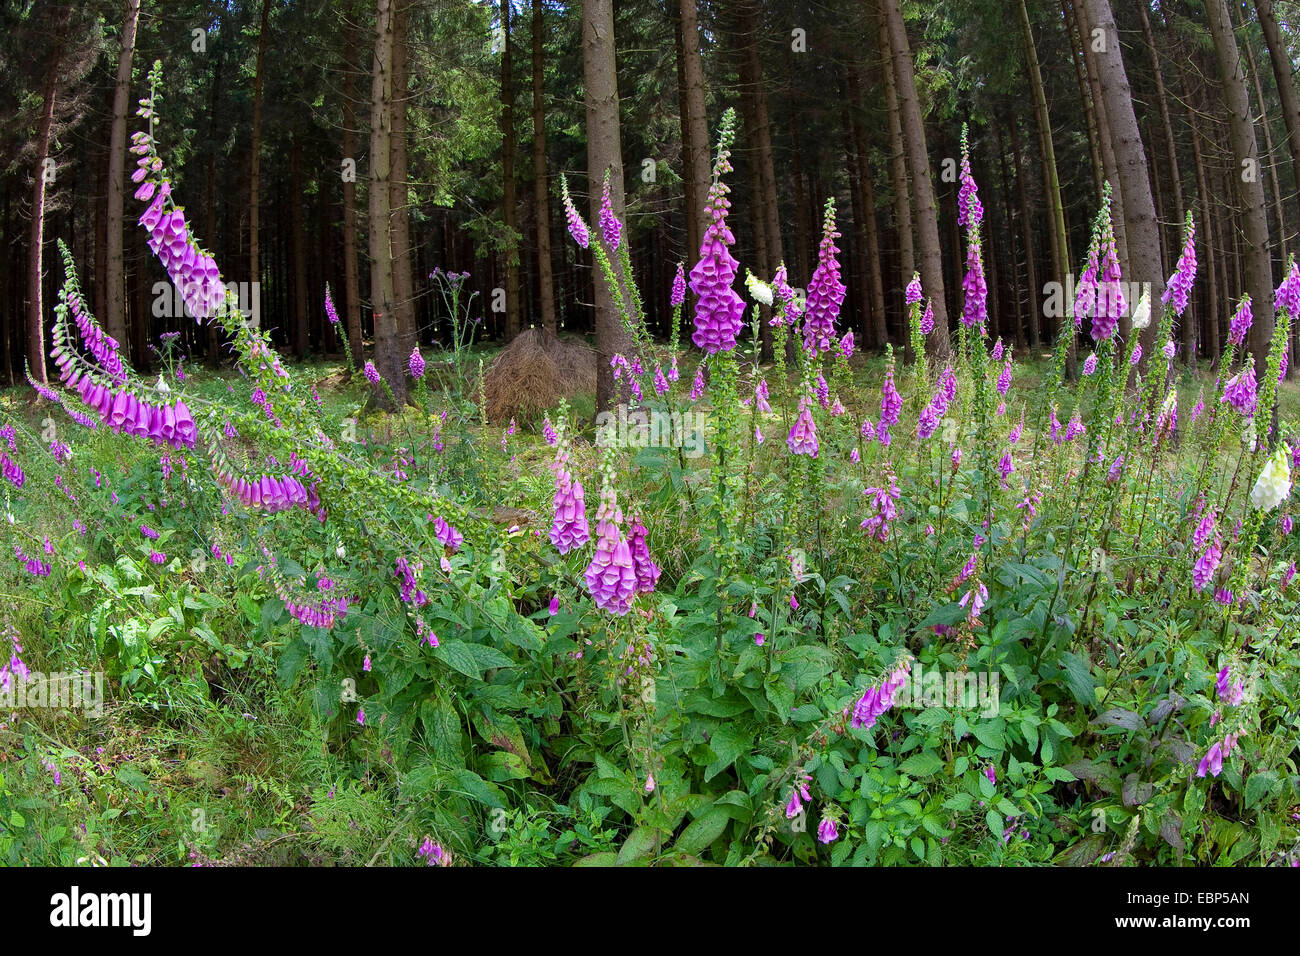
[27,8,70,384]
[582,0,629,412]
[500,0,520,340]
[1255,0,1300,264]
[1205,0,1276,378]
[532,0,556,334]
[679,0,711,266]
[390,0,415,359]
[290,139,309,357]
[106,0,141,361]
[342,24,364,362]
[1062,0,1103,202]
[1236,1,1287,260]
[875,4,913,304]
[369,0,404,406]
[1082,0,1165,356]
[881,0,950,358]
[1074,0,1129,287]
[1017,0,1069,295]
[1010,119,1042,349]
[848,63,886,349]
[249,0,271,324]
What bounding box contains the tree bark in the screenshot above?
[1083,0,1165,356]
[1018,0,1069,295]
[679,0,711,267]
[876,4,914,306]
[1236,1,1287,261]
[500,0,520,339]
[106,0,141,362]
[737,0,780,361]
[848,63,887,349]
[290,139,309,357]
[582,0,629,412]
[249,0,271,324]
[1205,0,1276,376]
[342,24,363,362]
[1075,0,1129,287]
[1186,74,1217,365]
[1010,119,1042,349]
[27,9,71,384]
[882,0,950,357]
[390,0,415,358]
[369,0,404,405]
[1255,0,1300,260]
[532,0,556,334]
[1062,0,1104,202]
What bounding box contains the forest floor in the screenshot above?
[1,349,1297,866]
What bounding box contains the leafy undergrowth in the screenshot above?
[3,101,1299,868]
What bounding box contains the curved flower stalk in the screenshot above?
[39,62,477,638]
[48,242,196,449]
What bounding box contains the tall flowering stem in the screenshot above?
[689,109,745,355]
